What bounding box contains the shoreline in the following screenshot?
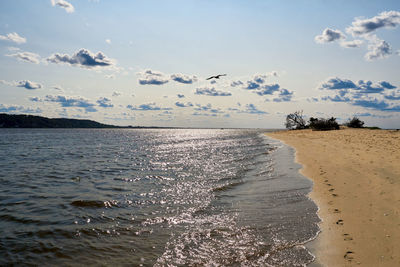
[265,135,321,265]
[265,134,323,266]
[266,128,400,266]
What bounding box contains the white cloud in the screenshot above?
[1,79,42,89]
[229,73,293,101]
[33,95,97,112]
[317,11,400,61]
[228,103,268,115]
[315,28,345,43]
[0,104,42,114]
[346,11,400,36]
[195,87,232,96]
[17,80,42,90]
[319,77,400,112]
[0,32,26,44]
[97,97,113,108]
[51,0,75,13]
[175,101,193,107]
[170,73,197,84]
[137,69,169,85]
[272,89,294,102]
[127,103,171,111]
[364,36,392,61]
[47,48,116,69]
[230,80,243,87]
[192,103,225,116]
[6,51,41,64]
[339,39,363,48]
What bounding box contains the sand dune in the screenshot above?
[267,128,400,266]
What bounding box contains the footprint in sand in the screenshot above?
[333,208,340,213]
[336,219,344,225]
[329,188,335,192]
[343,233,353,241]
[344,251,355,261]
[332,193,338,197]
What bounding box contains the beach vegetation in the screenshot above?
[308,117,340,131]
[285,110,308,130]
[345,117,365,128]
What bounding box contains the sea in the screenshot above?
[0,128,320,266]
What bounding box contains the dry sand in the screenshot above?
[266,128,400,266]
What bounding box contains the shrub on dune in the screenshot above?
[345,117,365,128]
[309,117,340,131]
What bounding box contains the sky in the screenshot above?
[1,0,400,128]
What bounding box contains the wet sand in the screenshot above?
[266,128,400,266]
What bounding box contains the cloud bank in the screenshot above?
[231,73,293,102]
[31,95,97,112]
[0,104,42,114]
[319,77,400,112]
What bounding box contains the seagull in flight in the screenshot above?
[206,74,227,80]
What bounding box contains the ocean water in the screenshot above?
[0,129,320,266]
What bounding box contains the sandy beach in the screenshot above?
[267,128,400,266]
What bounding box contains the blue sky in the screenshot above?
[1,0,400,128]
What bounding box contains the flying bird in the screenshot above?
[206,74,227,80]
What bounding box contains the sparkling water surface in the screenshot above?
[0,129,319,266]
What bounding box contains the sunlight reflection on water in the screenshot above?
[0,128,319,266]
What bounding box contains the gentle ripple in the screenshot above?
[0,128,319,266]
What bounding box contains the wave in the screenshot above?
[70,200,118,208]
[212,181,244,192]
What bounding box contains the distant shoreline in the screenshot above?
[0,113,120,128]
[266,128,400,266]
[0,113,203,129]
[0,113,277,129]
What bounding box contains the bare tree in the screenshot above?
[285,110,307,130]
